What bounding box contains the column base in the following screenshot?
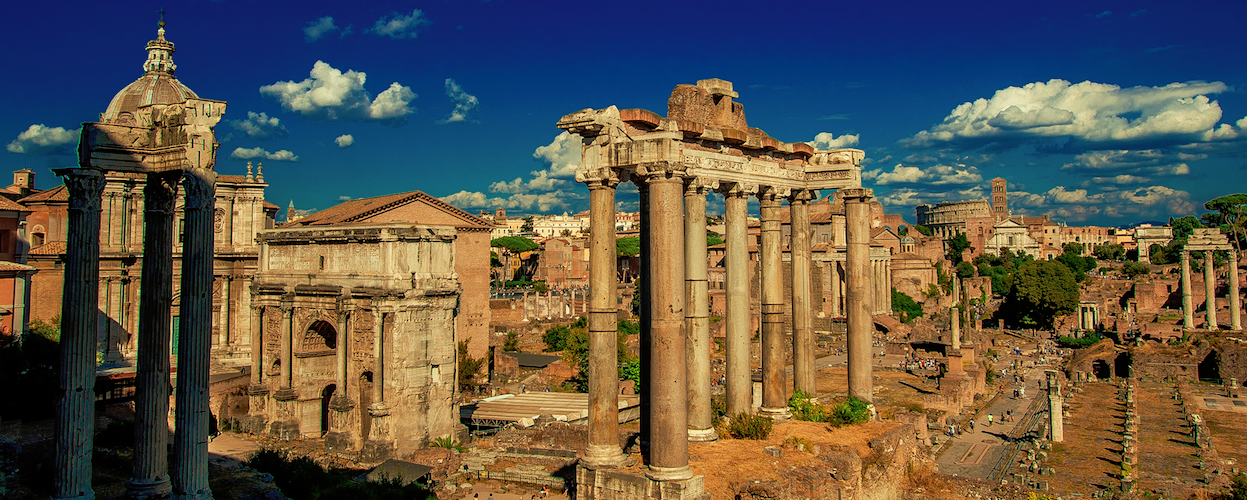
[360,438,394,464]
[582,443,629,469]
[324,430,358,454]
[269,420,300,441]
[686,427,718,442]
[171,487,212,500]
[239,413,268,435]
[757,406,791,421]
[126,476,172,499]
[577,466,707,500]
[645,464,694,482]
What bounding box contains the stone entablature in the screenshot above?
[249,222,462,460]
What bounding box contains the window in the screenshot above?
[319,255,325,270]
[31,232,45,247]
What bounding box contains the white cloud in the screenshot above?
[439,78,479,124]
[304,16,350,42]
[335,134,354,148]
[231,147,298,162]
[489,171,566,194]
[370,9,429,39]
[1088,174,1150,185]
[1060,149,1197,177]
[228,111,288,140]
[532,131,582,178]
[337,195,352,201]
[863,163,983,186]
[808,132,860,150]
[903,79,1233,149]
[6,124,76,155]
[1238,116,1247,129]
[441,190,578,213]
[260,61,416,123]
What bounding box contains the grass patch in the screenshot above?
[728,412,773,440]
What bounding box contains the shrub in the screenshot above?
[1121,261,1151,278]
[457,341,484,392]
[429,435,466,453]
[503,332,520,352]
[1229,471,1247,500]
[728,412,773,440]
[710,394,727,420]
[543,326,571,352]
[826,397,871,427]
[891,288,923,323]
[1058,333,1103,349]
[788,389,828,422]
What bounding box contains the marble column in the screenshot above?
[583,172,626,468]
[1231,250,1241,331]
[1181,251,1193,330]
[362,309,393,462]
[172,168,216,500]
[128,171,180,499]
[790,190,816,396]
[326,306,356,452]
[844,188,874,403]
[637,181,651,452]
[53,168,105,500]
[758,187,790,419]
[722,185,752,417]
[1205,250,1218,329]
[218,277,231,347]
[643,169,691,481]
[685,180,715,441]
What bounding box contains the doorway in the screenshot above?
[359,372,373,441]
[320,384,336,436]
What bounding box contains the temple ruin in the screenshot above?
[557,79,878,498]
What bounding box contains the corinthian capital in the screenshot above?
[181,168,217,212]
[839,187,874,202]
[717,182,759,199]
[756,185,791,202]
[144,171,182,215]
[684,177,719,195]
[57,168,106,213]
[788,189,817,203]
[576,167,621,189]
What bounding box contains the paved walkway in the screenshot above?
[934,353,1046,479]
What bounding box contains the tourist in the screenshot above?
[987,414,994,427]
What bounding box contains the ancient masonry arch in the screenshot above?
[561,79,881,491]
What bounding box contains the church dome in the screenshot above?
[100,21,198,125]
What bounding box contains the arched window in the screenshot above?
[303,319,337,350]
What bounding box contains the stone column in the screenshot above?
[325,306,356,452]
[830,260,842,317]
[583,172,626,468]
[52,168,105,500]
[1205,250,1218,330]
[1231,250,1241,331]
[684,180,715,441]
[1182,251,1193,330]
[637,180,651,451]
[362,309,393,462]
[172,168,216,500]
[722,184,753,417]
[950,306,961,350]
[758,187,790,419]
[790,190,816,396]
[1047,370,1063,442]
[844,188,875,403]
[244,305,268,433]
[218,277,231,347]
[643,168,691,481]
[128,171,180,499]
[270,301,298,439]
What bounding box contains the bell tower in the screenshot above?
[991,177,1008,219]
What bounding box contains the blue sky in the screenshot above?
[3,1,1245,226]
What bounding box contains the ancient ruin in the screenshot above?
[1180,228,1240,331]
[557,79,874,498]
[54,20,223,500]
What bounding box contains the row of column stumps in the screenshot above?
[1179,249,1242,331]
[579,164,876,482]
[54,167,217,500]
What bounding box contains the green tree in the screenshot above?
[542,326,571,352]
[616,236,640,257]
[913,224,934,236]
[891,288,923,323]
[503,332,520,352]
[946,233,972,264]
[955,260,976,278]
[521,215,534,232]
[457,340,484,392]
[491,236,539,252]
[1092,243,1125,261]
[1205,193,1247,252]
[706,235,725,247]
[1009,260,1079,329]
[1055,249,1098,282]
[1063,242,1084,255]
[1121,261,1151,278]
[898,225,909,236]
[1169,215,1202,240]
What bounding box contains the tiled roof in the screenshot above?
[217,175,249,183]
[29,241,67,256]
[0,197,28,212]
[19,185,68,203]
[283,190,490,229]
[0,261,35,272]
[262,201,279,210]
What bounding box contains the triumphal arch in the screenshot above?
[558,79,876,498]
